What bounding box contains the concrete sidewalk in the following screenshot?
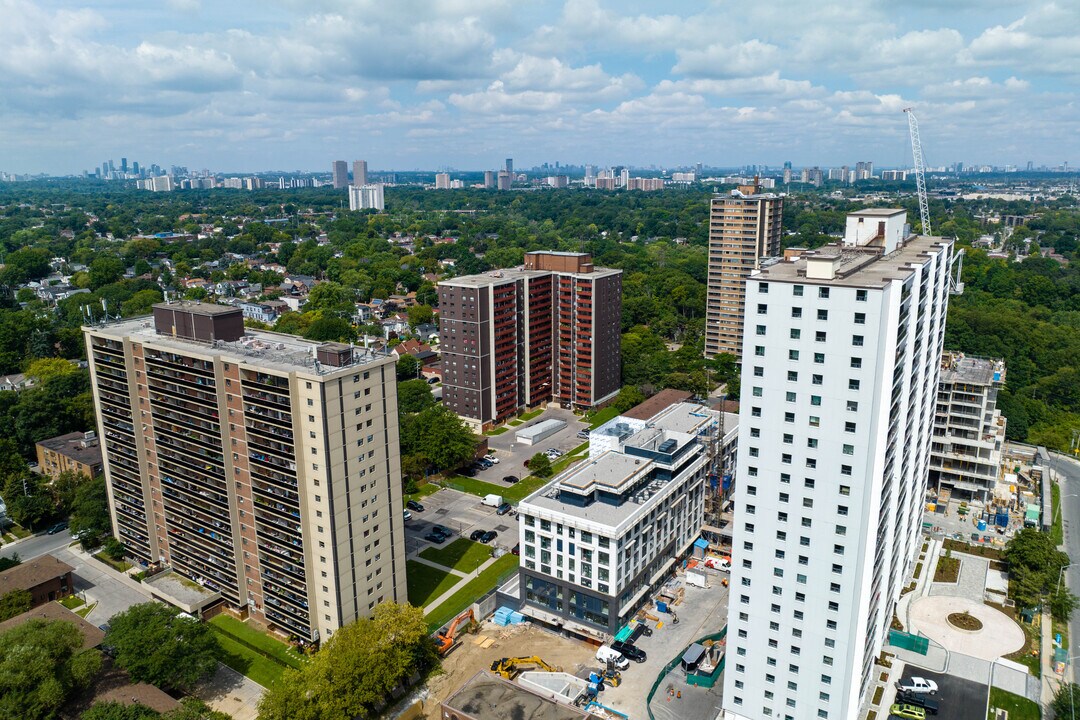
[422,555,500,616]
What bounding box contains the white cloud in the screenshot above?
[673,40,781,79]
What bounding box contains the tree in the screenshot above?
[70,475,112,549]
[83,703,161,720]
[0,589,32,621]
[398,405,477,474]
[612,385,647,413]
[528,453,554,478]
[89,255,126,290]
[406,304,434,328]
[306,281,355,317]
[1051,682,1080,718]
[103,536,127,560]
[303,316,355,343]
[258,602,437,720]
[24,358,77,384]
[105,603,220,690]
[0,555,19,573]
[395,354,422,381]
[1005,528,1070,609]
[398,379,435,414]
[0,618,102,720]
[1051,585,1079,623]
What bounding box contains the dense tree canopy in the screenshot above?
[258,602,437,720]
[0,619,103,720]
[105,603,220,691]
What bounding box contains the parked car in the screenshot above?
[432,524,452,537]
[424,533,446,543]
[480,530,497,543]
[461,466,478,477]
[630,623,653,642]
[889,703,926,720]
[406,500,425,512]
[403,510,412,521]
[511,544,520,555]
[497,502,512,516]
[503,475,520,484]
[47,521,69,535]
[427,377,439,384]
[610,640,647,663]
[894,690,939,715]
[895,678,938,695]
[576,430,590,439]
[484,454,500,464]
[470,530,486,541]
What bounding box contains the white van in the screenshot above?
[596,645,630,670]
[481,494,503,508]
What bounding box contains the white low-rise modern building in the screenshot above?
[517,402,727,638]
[722,209,955,720]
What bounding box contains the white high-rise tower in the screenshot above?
[722,209,954,720]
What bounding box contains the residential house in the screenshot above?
[0,373,35,392]
[0,555,75,606]
[392,339,438,367]
[240,301,283,324]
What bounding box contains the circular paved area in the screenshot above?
[908,595,1024,660]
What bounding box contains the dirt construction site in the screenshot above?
[425,622,599,707]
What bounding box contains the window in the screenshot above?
[840,465,852,476]
[812,374,823,385]
[830,583,841,593]
[778,512,788,522]
[846,400,858,411]
[801,517,812,527]
[783,434,793,444]
[748,485,758,496]
[852,335,863,346]
[757,325,767,336]
[815,331,827,342]
[805,459,817,469]
[753,387,763,397]
[790,331,801,341]
[780,473,791,483]
[794,285,804,296]
[751,427,761,438]
[850,357,862,368]
[837,505,849,516]
[809,416,820,427]
[797,573,807,583]
[754,366,764,377]
[804,478,816,489]
[788,371,798,382]
[834,544,845,554]
[836,526,847,536]
[758,303,768,314]
[819,287,830,298]
[791,308,802,318]
[802,498,813,508]
[752,407,762,417]
[786,391,796,402]
[810,395,821,406]
[856,289,867,301]
[756,346,765,357]
[849,379,860,390]
[814,353,825,363]
[782,454,792,464]
[785,412,795,423]
[844,422,856,433]
[760,282,769,294]
[839,485,850,496]
[832,563,843,574]
[817,309,828,320]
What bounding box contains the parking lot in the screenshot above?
[476,407,592,488]
[895,669,986,720]
[403,487,518,555]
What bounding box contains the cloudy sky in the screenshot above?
[2,0,1077,174]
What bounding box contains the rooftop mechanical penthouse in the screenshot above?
[84,301,406,643]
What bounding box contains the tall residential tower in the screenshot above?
[705,184,783,358]
[438,252,621,431]
[722,210,954,720]
[85,302,406,643]
[331,160,348,189]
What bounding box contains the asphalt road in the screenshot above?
[0,528,75,562]
[1051,451,1080,682]
[897,669,986,720]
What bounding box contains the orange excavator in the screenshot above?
[434,609,474,656]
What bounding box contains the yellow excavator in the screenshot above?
[489,656,561,680]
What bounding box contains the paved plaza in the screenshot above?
[908,595,1025,660]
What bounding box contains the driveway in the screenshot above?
[194,662,264,720]
[53,546,152,623]
[403,488,517,556]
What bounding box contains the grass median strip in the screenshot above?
[406,560,461,608]
[420,538,491,572]
[425,554,519,633]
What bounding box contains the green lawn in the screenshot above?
[406,560,462,607]
[93,552,132,572]
[519,409,544,421]
[214,631,288,688]
[75,602,97,618]
[1052,482,1063,545]
[485,427,509,436]
[59,595,85,610]
[587,406,621,429]
[446,474,551,502]
[420,538,491,572]
[403,483,440,507]
[508,420,523,427]
[209,615,304,671]
[988,687,1041,720]
[425,554,519,632]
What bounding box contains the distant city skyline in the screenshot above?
[2,1,1078,174]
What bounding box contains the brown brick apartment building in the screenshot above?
[35,431,104,480]
[84,301,406,643]
[0,554,74,606]
[438,252,622,430]
[704,184,783,358]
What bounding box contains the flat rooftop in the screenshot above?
[441,264,620,288]
[443,672,597,720]
[850,208,907,217]
[143,570,222,611]
[85,317,393,377]
[36,431,102,464]
[756,233,952,288]
[940,352,1006,386]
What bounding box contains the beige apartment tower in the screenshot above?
[705,184,783,358]
[84,302,406,643]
